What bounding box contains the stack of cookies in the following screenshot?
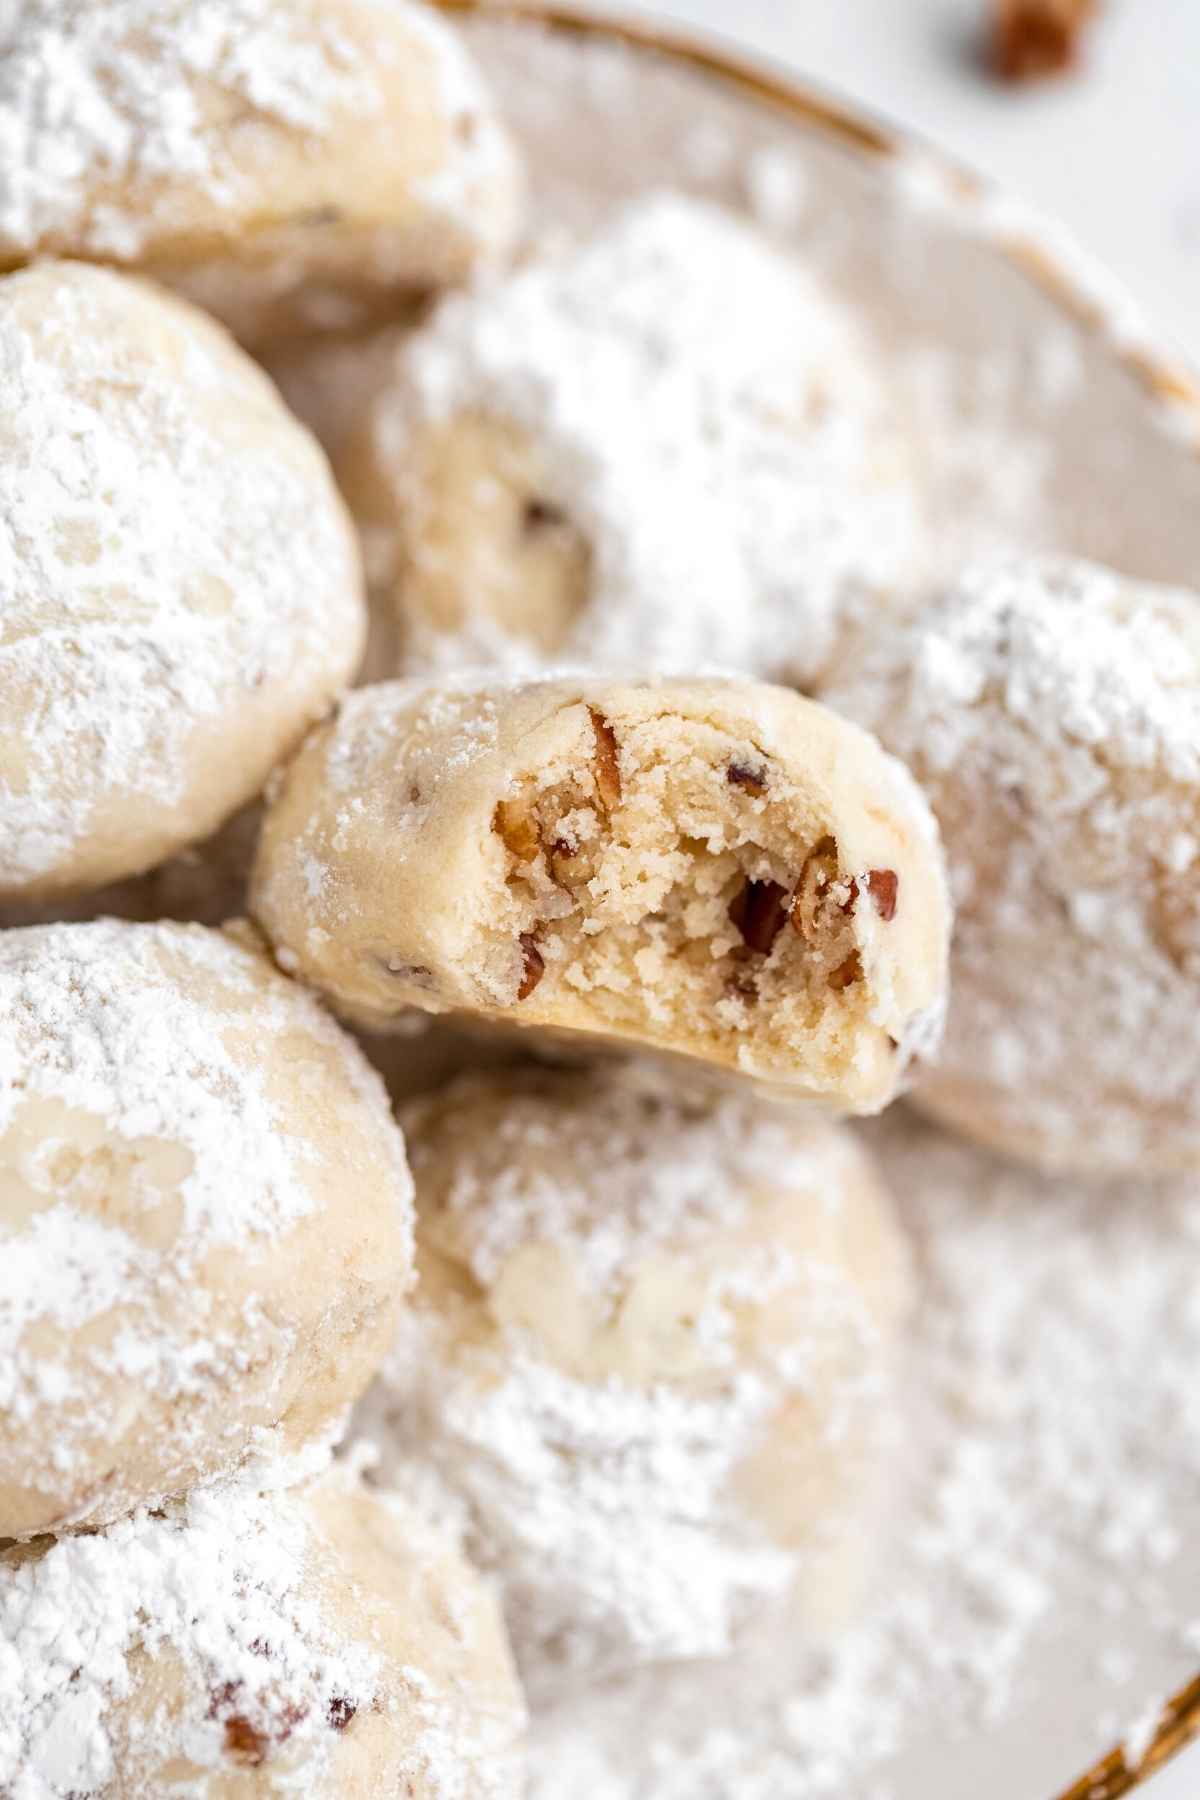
[3,2,1199,1795]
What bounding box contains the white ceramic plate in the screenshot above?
[429,10,1200,1796]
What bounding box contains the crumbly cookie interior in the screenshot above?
[491,707,887,1081]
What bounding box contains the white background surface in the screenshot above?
[600,3,1199,1795]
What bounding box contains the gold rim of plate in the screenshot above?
[433,4,1200,1794]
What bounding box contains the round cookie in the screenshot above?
[0,0,523,345]
[0,261,364,903]
[250,673,950,1112]
[337,194,924,682]
[352,1068,910,1693]
[827,554,1200,1173]
[0,1464,526,1798]
[0,917,414,1539]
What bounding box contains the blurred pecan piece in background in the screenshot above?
[990,0,1098,81]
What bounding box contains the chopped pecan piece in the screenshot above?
[492,795,539,864]
[829,951,862,992]
[517,933,544,1000]
[792,837,842,940]
[548,834,590,888]
[223,1716,267,1766]
[522,497,568,533]
[728,879,790,955]
[867,869,899,921]
[588,708,622,810]
[726,761,767,797]
[989,0,1096,81]
[493,797,540,863]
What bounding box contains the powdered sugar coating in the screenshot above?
[0,917,414,1537]
[826,553,1200,1171]
[343,193,924,682]
[0,0,523,342]
[0,261,363,899]
[352,1069,910,1697]
[0,1463,526,1798]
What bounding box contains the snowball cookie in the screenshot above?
[0,1464,526,1798]
[0,263,364,904]
[0,918,414,1540]
[336,193,924,682]
[827,554,1200,1173]
[352,1068,911,1692]
[0,0,523,346]
[250,673,950,1111]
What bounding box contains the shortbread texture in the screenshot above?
[0,0,523,343]
[353,1069,910,1695]
[0,1465,526,1798]
[251,674,950,1110]
[0,919,414,1539]
[337,194,923,682]
[828,555,1200,1172]
[0,261,364,901]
